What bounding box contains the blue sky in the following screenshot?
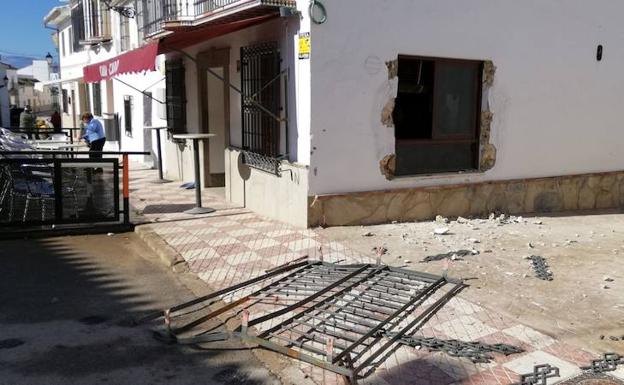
[0,0,62,60]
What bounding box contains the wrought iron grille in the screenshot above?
[240,42,281,160]
[138,0,176,36]
[146,261,465,382]
[241,150,281,176]
[71,3,86,51]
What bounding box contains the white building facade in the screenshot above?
[44,0,164,163]
[68,0,624,228]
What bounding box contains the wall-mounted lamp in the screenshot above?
[45,52,54,66]
[0,75,8,89]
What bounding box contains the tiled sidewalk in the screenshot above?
[129,165,612,385]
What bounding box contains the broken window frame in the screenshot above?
[394,55,483,176]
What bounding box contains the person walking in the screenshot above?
[81,112,106,161]
[19,105,37,139]
[50,110,62,134]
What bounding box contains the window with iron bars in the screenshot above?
[165,59,187,135]
[240,42,282,159]
[119,14,131,52]
[71,3,85,52]
[92,82,102,116]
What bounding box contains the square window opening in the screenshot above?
[393,56,483,176]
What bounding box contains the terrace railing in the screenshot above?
[139,0,296,36]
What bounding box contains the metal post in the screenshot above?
[184,138,215,215]
[157,128,164,180]
[122,154,129,224]
[149,128,171,184]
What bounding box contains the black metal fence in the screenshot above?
[0,151,148,229]
[0,158,118,226]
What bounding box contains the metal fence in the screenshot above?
[0,151,148,229]
[138,0,296,36]
[0,158,118,226]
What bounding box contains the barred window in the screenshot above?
[71,3,85,52]
[165,59,186,134]
[240,42,281,158]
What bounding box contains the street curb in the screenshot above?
[135,225,188,272]
[134,225,316,385]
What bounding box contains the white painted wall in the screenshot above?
[161,16,308,183]
[0,65,9,127]
[308,0,624,195]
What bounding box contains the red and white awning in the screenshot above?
[83,42,159,83]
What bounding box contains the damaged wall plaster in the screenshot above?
[479,61,497,171]
[483,60,496,87]
[380,154,396,180]
[381,98,395,127]
[479,110,496,171]
[386,59,398,79]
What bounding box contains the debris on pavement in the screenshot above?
[390,334,524,364]
[436,215,449,224]
[372,245,388,255]
[528,255,554,281]
[434,227,450,235]
[581,352,624,373]
[421,249,475,263]
[513,364,560,385]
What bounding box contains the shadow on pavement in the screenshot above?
[0,234,279,385]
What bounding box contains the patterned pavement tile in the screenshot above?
[434,315,499,341]
[128,165,594,385]
[503,350,582,383]
[502,325,556,350]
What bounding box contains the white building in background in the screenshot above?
[132,0,624,228]
[0,62,12,127]
[43,0,164,163]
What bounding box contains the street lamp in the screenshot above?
[45,52,54,66]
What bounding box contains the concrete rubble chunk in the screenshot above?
[436,215,449,224]
[434,227,450,235]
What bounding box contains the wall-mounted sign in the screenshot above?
[299,32,311,60]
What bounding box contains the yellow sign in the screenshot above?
[299,32,311,59]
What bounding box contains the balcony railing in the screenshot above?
[139,0,296,37]
[72,0,112,45]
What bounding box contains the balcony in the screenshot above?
[139,0,296,38]
[72,0,112,46]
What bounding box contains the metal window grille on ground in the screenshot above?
[144,261,466,383]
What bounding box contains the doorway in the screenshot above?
[197,48,230,188]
